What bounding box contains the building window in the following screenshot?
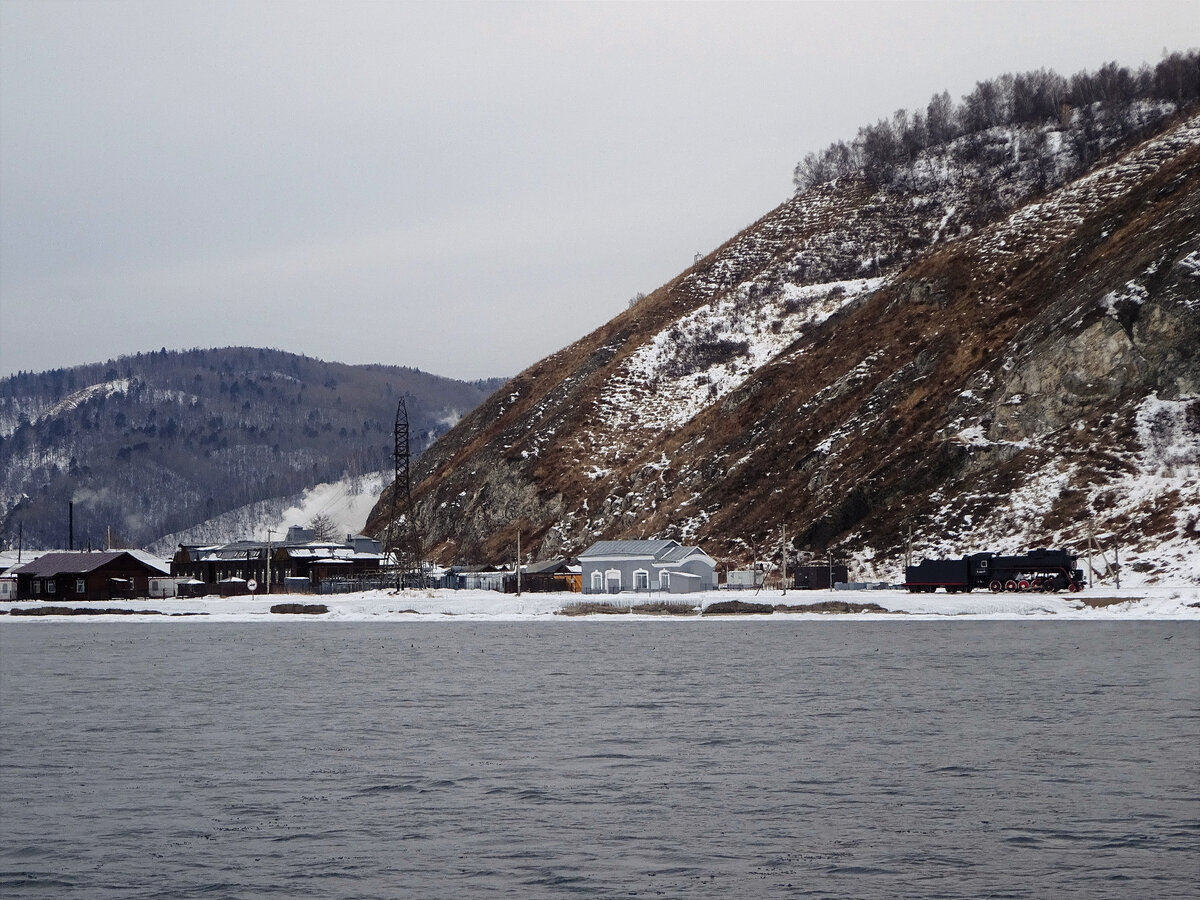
[660,572,671,590]
[634,570,649,591]
[46,579,56,594]
[605,569,621,594]
[76,579,86,594]
[590,571,603,592]
[32,580,41,595]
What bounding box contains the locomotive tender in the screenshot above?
[904,548,1086,593]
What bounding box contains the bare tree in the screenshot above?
[308,512,340,542]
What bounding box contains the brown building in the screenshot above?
[506,558,583,593]
[171,530,386,594]
[13,551,170,601]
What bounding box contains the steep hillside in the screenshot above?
[368,101,1199,584]
[0,348,503,549]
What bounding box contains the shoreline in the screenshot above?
[2,584,1198,622]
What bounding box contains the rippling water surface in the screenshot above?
[2,622,1197,898]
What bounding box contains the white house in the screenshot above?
[578,540,716,594]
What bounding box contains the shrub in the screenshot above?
[557,602,629,616]
[774,601,891,614]
[630,601,697,616]
[269,603,329,615]
[702,600,774,615]
[9,606,162,616]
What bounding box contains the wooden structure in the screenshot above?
[13,551,169,601]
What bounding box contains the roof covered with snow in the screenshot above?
[13,551,168,577]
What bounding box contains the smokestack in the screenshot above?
[69,501,74,551]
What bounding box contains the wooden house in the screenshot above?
[13,551,170,601]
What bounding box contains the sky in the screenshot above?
[1,1,1196,383]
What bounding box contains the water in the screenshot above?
[1,622,1196,898]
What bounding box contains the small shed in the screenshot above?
[725,569,764,589]
[451,565,508,591]
[666,571,704,594]
[793,564,850,590]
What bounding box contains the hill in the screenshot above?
[367,58,1200,584]
[0,347,503,549]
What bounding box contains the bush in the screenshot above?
[774,601,891,614]
[630,601,697,616]
[557,602,629,616]
[269,603,329,615]
[9,606,162,616]
[702,600,774,615]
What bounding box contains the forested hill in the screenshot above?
[367,54,1199,583]
[0,347,504,550]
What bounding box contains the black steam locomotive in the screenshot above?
[904,548,1086,593]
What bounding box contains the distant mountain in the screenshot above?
[368,57,1200,584]
[0,347,504,550]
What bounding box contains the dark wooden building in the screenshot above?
[505,558,582,593]
[172,533,386,593]
[792,564,850,590]
[13,551,169,601]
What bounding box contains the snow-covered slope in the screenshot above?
[1,347,501,550]
[148,472,387,554]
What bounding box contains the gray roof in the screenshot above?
[579,540,682,558]
[657,544,707,564]
[579,540,715,566]
[14,551,165,577]
[524,558,572,576]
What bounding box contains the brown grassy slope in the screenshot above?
[651,140,1199,564]
[367,123,1199,566]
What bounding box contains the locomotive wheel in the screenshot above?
[1068,582,1081,593]
[990,580,1003,593]
[1017,579,1031,591]
[1004,579,1018,592]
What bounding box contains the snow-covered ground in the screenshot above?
[3,585,1197,622]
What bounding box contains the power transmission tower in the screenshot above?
[384,398,424,589]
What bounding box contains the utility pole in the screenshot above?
[1087,523,1094,588]
[781,525,788,595]
[266,528,276,595]
[516,532,522,596]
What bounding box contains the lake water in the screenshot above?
[1,621,1196,898]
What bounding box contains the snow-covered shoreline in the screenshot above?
[3,585,1198,622]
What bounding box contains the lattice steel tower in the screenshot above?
[384,397,423,588]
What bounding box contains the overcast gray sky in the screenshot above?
[2,1,1195,382]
